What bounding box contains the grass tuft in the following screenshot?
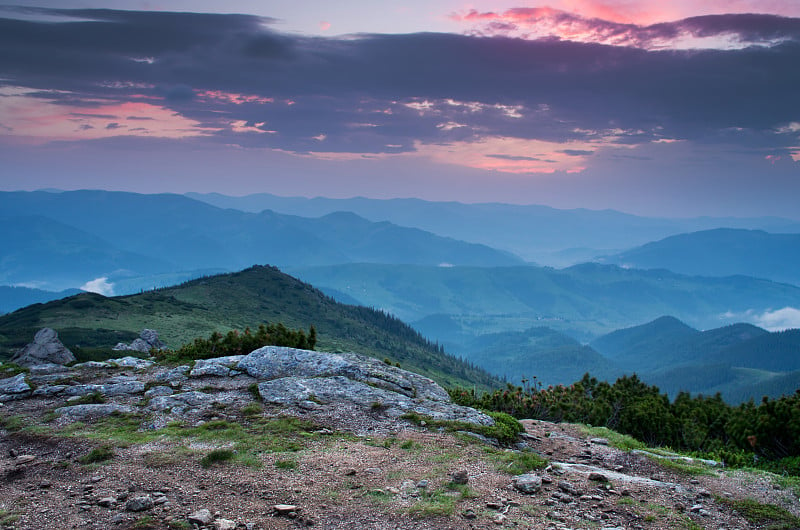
[200,448,235,468]
[78,445,114,464]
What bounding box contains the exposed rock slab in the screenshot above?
[55,403,135,420]
[11,328,75,366]
[257,375,493,425]
[0,373,32,401]
[190,355,244,377]
[238,346,450,401]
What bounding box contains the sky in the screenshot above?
[1,1,799,218]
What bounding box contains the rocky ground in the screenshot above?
[1,349,799,530]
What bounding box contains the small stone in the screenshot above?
[97,497,116,507]
[697,488,711,498]
[450,470,469,485]
[416,480,429,489]
[690,504,703,513]
[188,508,214,525]
[90,475,103,483]
[387,487,400,494]
[462,509,477,520]
[558,481,579,496]
[589,472,609,482]
[273,504,299,516]
[215,519,237,530]
[342,468,357,476]
[39,480,51,488]
[513,473,543,494]
[690,479,700,485]
[493,513,507,525]
[125,496,154,512]
[590,438,609,445]
[365,467,382,474]
[486,501,504,510]
[14,454,36,466]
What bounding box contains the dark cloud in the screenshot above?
[105,122,123,129]
[69,112,117,119]
[0,8,799,156]
[559,149,595,156]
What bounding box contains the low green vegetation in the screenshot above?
[716,497,800,529]
[579,425,646,451]
[71,391,107,405]
[490,449,548,475]
[157,323,317,364]
[200,448,235,468]
[78,445,114,464]
[60,411,326,468]
[400,410,524,445]
[450,375,800,475]
[274,458,299,470]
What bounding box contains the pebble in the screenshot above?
[450,470,469,485]
[125,496,154,512]
[188,508,214,525]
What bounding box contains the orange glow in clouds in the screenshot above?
[0,87,216,143]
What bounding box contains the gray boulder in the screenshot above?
[148,391,231,415]
[107,357,155,370]
[0,373,32,402]
[513,473,543,494]
[190,355,244,378]
[238,347,449,401]
[257,375,493,426]
[55,403,135,420]
[11,328,75,366]
[62,381,145,397]
[112,329,166,353]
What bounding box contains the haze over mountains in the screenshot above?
[188,192,800,267]
[1,189,799,403]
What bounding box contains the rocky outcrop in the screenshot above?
[240,347,492,426]
[11,328,75,367]
[0,373,32,402]
[257,375,492,425]
[238,347,451,402]
[113,329,167,353]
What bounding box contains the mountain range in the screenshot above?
[600,228,800,286]
[187,192,800,266]
[0,190,520,293]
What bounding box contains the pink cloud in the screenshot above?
[196,90,274,105]
[0,87,217,144]
[319,21,332,31]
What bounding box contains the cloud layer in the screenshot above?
[0,7,798,210]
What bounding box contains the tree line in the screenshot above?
[449,373,800,475]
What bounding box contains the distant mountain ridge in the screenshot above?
[187,192,800,266]
[290,262,800,339]
[0,190,522,294]
[600,228,800,286]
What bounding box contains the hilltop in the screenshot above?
[0,265,499,390]
[1,346,799,529]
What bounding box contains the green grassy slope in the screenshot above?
[0,265,501,390]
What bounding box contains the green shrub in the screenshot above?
[78,445,114,464]
[200,448,235,468]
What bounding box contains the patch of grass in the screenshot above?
[490,449,548,475]
[142,446,195,467]
[78,445,114,464]
[400,439,420,451]
[247,383,261,401]
[407,490,457,518]
[200,448,235,468]
[0,414,26,432]
[240,401,263,417]
[71,391,107,405]
[274,458,299,470]
[716,497,800,529]
[131,515,159,529]
[681,518,704,530]
[617,496,636,506]
[580,425,647,451]
[643,454,714,476]
[447,483,479,499]
[167,520,192,530]
[400,411,524,445]
[0,363,28,377]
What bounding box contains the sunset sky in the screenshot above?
[1,1,799,218]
